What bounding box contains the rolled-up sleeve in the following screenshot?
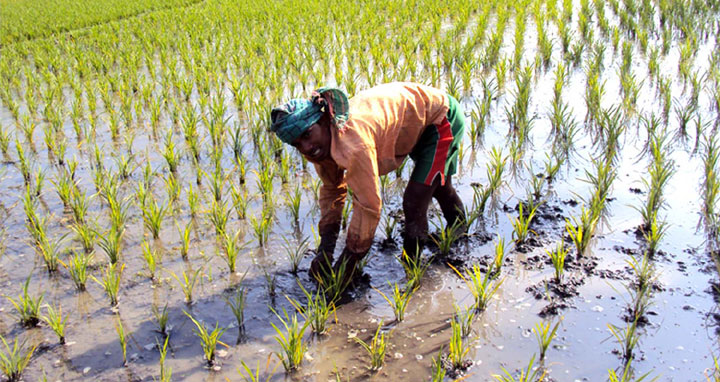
[343,146,382,253]
[314,161,347,235]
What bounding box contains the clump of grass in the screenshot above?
[490,238,507,276]
[7,275,44,327]
[316,258,353,303]
[430,348,446,382]
[98,226,124,264]
[510,202,538,245]
[92,263,124,307]
[453,304,476,338]
[565,205,599,258]
[0,334,37,382]
[448,315,470,370]
[375,282,415,322]
[399,249,431,290]
[141,240,160,280]
[430,216,467,257]
[221,229,244,273]
[354,321,388,371]
[42,304,68,344]
[450,263,503,312]
[271,308,310,372]
[140,198,167,240]
[184,311,227,366]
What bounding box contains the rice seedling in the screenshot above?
[271,308,310,372]
[565,206,599,258]
[546,240,568,283]
[152,303,170,337]
[354,321,388,371]
[226,286,247,333]
[178,221,192,259]
[37,232,67,274]
[510,202,538,245]
[448,315,471,370]
[169,267,202,304]
[64,250,93,291]
[430,214,467,257]
[450,263,503,312]
[0,334,36,382]
[230,184,249,220]
[453,304,476,338]
[430,348,446,382]
[490,238,507,276]
[492,355,546,381]
[92,263,124,307]
[250,209,273,247]
[221,229,244,273]
[608,319,642,363]
[69,221,96,254]
[238,355,279,382]
[141,240,160,280]
[157,335,172,382]
[98,226,124,264]
[607,362,655,382]
[399,249,431,290]
[42,303,68,344]
[642,216,667,255]
[7,276,44,327]
[115,316,128,366]
[141,198,167,240]
[282,235,309,275]
[375,282,415,322]
[264,269,277,298]
[184,311,227,366]
[287,282,334,335]
[534,318,561,361]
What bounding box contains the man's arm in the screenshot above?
[310,160,347,276]
[342,147,382,255]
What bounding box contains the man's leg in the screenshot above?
[433,176,466,231]
[403,177,441,261]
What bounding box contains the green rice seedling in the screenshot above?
[92,263,124,307]
[238,355,279,382]
[608,319,641,363]
[454,304,476,338]
[547,241,568,283]
[164,173,180,204]
[69,221,96,254]
[382,213,397,242]
[375,282,415,322]
[115,317,128,365]
[141,198,167,240]
[565,206,599,258]
[14,139,31,185]
[7,276,44,327]
[263,269,277,298]
[42,303,68,344]
[450,263,503,312]
[271,308,310,372]
[282,235,309,275]
[490,238,508,276]
[607,362,655,382]
[98,226,124,264]
[207,166,226,203]
[68,187,91,225]
[152,303,170,337]
[534,318,561,361]
[162,131,180,173]
[221,229,244,273]
[230,184,249,220]
[37,233,67,274]
[316,258,352,304]
[430,348,446,382]
[284,184,302,223]
[187,183,201,217]
[400,249,432,290]
[448,315,470,370]
[471,182,492,217]
[643,216,667,255]
[354,321,388,371]
[674,99,697,137]
[64,250,93,291]
[169,267,202,304]
[208,199,230,236]
[627,252,656,296]
[493,355,546,381]
[157,335,172,382]
[288,282,334,335]
[184,311,227,366]
[141,240,159,280]
[250,209,273,247]
[510,203,538,245]
[178,221,192,259]
[0,334,36,382]
[430,216,466,257]
[226,286,247,333]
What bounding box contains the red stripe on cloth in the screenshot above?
[423,117,453,185]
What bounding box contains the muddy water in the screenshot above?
[1,16,720,382]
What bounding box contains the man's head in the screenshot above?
[270,87,349,161]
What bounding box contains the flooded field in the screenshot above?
[1,0,720,381]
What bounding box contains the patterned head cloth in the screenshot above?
[270,87,349,144]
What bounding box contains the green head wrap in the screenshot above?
[270,87,349,144]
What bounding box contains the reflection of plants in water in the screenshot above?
[607,361,654,382]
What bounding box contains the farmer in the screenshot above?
[270,82,466,281]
